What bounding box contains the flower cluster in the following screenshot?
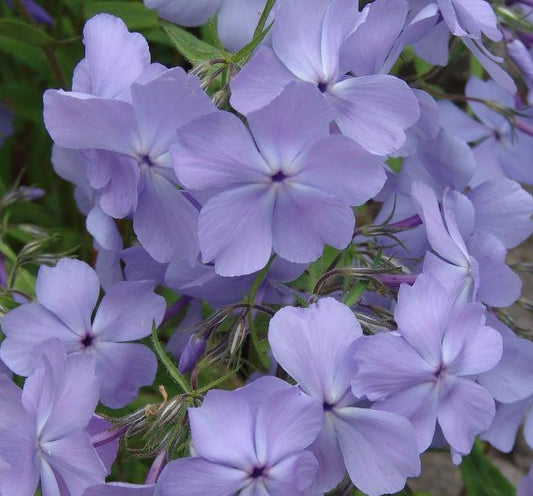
[2,0,533,494]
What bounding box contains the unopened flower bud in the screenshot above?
[178,333,207,374]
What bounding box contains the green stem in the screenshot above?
[253,0,276,39]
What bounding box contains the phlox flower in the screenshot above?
[156,377,323,495]
[0,340,105,496]
[0,258,166,408]
[351,274,503,459]
[268,297,420,496]
[172,82,385,276]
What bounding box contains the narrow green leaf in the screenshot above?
[161,22,224,64]
[151,324,192,394]
[84,1,159,30]
[460,442,516,496]
[0,19,54,46]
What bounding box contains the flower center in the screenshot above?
[317,81,328,93]
[271,171,287,182]
[139,154,154,168]
[434,363,447,379]
[251,466,265,479]
[323,401,335,412]
[81,333,94,348]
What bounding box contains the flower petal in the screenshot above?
[334,407,421,496]
[72,14,150,98]
[199,184,276,276]
[230,46,296,115]
[35,258,100,337]
[467,233,522,307]
[468,178,533,249]
[133,171,199,264]
[481,398,532,452]
[442,303,502,376]
[295,135,386,205]
[43,433,106,494]
[92,341,157,409]
[351,333,435,400]
[269,297,362,403]
[394,274,454,366]
[272,0,330,82]
[158,458,247,496]
[437,376,495,455]
[247,82,333,171]
[188,390,256,468]
[272,183,354,263]
[255,388,322,465]
[43,90,137,155]
[329,74,419,155]
[131,67,215,160]
[92,281,165,341]
[172,111,271,189]
[374,382,439,452]
[0,303,79,376]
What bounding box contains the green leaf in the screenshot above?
[0,19,54,46]
[0,35,49,74]
[161,22,224,64]
[84,1,159,30]
[460,442,516,496]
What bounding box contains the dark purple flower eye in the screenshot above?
[81,333,95,348]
